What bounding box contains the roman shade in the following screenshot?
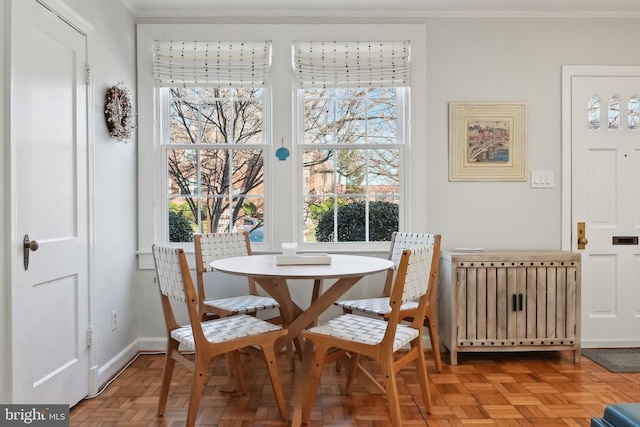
[292,41,410,88]
[153,41,272,87]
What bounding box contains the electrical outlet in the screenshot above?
[111,309,118,331]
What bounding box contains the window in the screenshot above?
[587,94,640,131]
[152,40,271,243]
[608,95,621,130]
[137,24,426,265]
[165,87,265,243]
[294,41,410,243]
[300,87,405,242]
[629,95,639,130]
[588,95,600,130]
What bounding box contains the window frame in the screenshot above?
[159,86,269,243]
[295,87,409,245]
[136,23,427,269]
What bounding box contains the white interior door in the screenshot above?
[570,70,640,347]
[12,0,90,405]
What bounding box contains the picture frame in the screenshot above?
[449,102,526,181]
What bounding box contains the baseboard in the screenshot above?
[135,336,168,352]
[92,334,436,397]
[95,341,140,393]
[94,337,166,394]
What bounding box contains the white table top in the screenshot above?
[211,254,394,280]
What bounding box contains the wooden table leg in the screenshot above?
[310,279,323,327]
[253,277,304,356]
[254,275,362,355]
[254,274,369,422]
[282,276,361,344]
[291,338,315,427]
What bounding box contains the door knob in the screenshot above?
[23,234,39,270]
[577,222,588,250]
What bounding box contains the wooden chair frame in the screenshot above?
[152,245,289,426]
[337,232,443,372]
[194,232,282,321]
[195,232,295,372]
[297,245,436,427]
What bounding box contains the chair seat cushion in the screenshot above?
[306,313,420,351]
[171,314,282,351]
[336,297,418,316]
[204,295,280,314]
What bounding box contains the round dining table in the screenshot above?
[210,253,394,356]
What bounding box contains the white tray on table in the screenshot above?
[274,253,332,265]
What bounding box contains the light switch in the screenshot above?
[530,171,553,188]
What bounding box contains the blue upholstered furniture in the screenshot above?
[592,404,640,427]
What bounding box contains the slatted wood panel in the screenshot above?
[440,251,581,365]
[457,261,578,346]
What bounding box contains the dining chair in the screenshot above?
[194,232,281,320]
[195,232,296,372]
[297,245,436,427]
[152,244,289,426]
[335,232,443,372]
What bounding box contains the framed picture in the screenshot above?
[449,102,527,181]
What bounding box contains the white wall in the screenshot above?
[423,17,640,250]
[61,0,139,388]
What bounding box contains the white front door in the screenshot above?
[567,67,640,347]
[12,0,91,405]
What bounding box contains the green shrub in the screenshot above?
[169,211,194,242]
[315,200,398,242]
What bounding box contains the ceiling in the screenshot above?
[123,0,640,18]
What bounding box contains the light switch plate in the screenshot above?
[531,171,553,188]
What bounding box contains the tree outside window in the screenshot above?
[302,88,402,242]
[166,87,265,242]
[165,86,403,244]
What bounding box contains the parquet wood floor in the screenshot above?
[70,349,640,426]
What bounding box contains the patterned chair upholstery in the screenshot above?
[297,245,437,427]
[196,232,296,369]
[194,232,280,319]
[152,244,289,426]
[336,232,443,372]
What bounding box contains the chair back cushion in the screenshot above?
[198,232,250,272]
[390,232,437,268]
[400,244,434,304]
[153,244,187,303]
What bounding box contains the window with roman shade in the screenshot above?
[292,41,410,88]
[138,24,427,262]
[293,41,411,243]
[152,40,271,243]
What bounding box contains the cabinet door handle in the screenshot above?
[518,293,523,311]
[512,294,517,312]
